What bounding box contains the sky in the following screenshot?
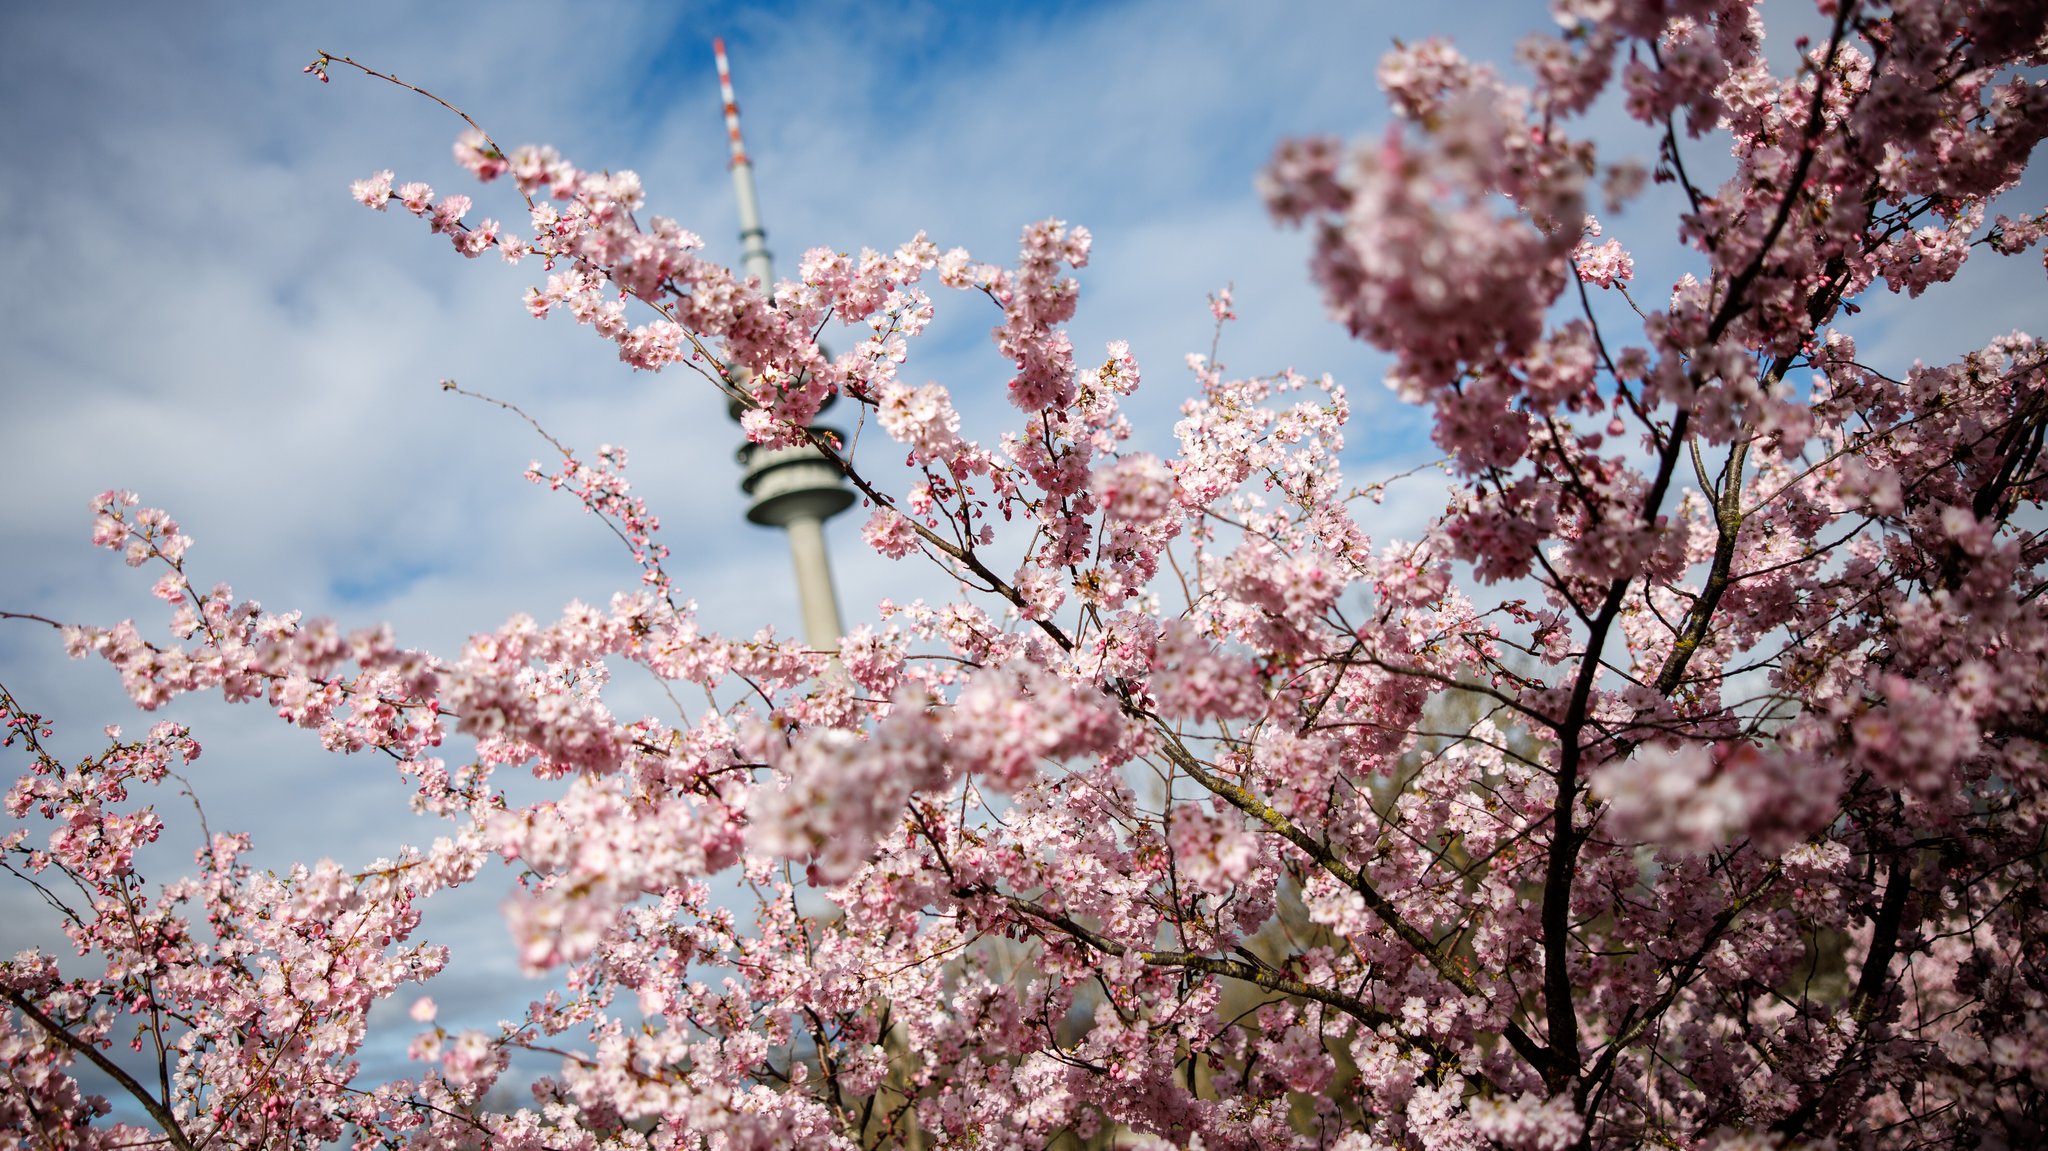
[2,0,2041,1098]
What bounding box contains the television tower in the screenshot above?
[713,38,855,653]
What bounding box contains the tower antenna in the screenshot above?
[714,37,775,290]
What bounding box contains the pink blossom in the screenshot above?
[1590,741,1748,853]
[450,129,507,181]
[427,193,470,235]
[860,506,921,559]
[1091,453,1177,523]
[1572,230,1634,288]
[350,169,393,210]
[395,180,433,215]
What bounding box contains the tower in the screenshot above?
[713,38,856,653]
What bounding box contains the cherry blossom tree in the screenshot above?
[6,1,2047,1147]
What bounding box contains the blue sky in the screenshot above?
[3,0,2041,1092]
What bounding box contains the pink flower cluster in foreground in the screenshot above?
[8,4,2048,1147]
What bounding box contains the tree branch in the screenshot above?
[4,989,197,1151]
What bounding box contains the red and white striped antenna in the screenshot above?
[713,37,774,289]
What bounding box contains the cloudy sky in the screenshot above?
[2,0,2040,1093]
